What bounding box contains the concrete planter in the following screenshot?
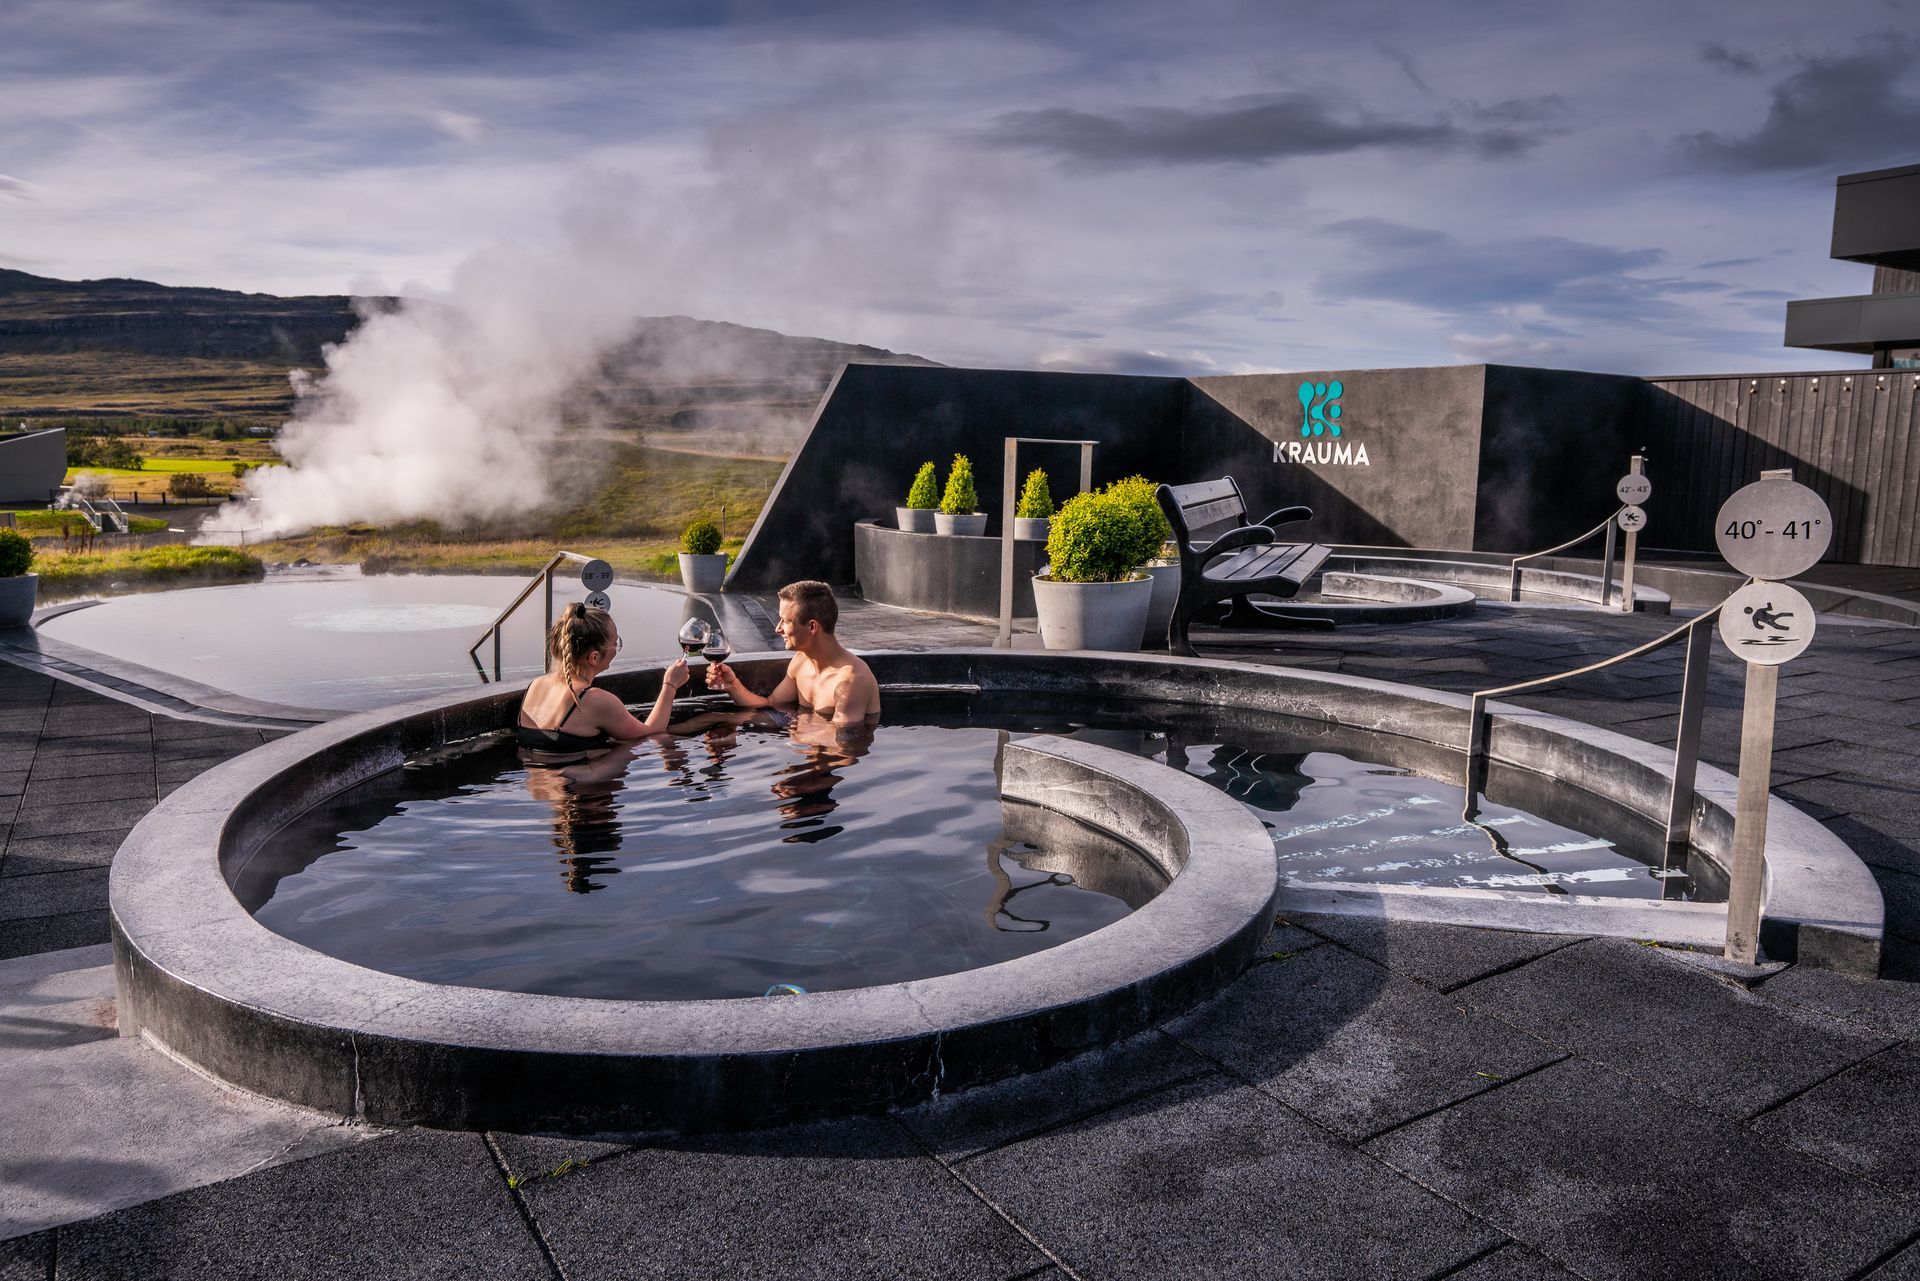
[1143,563,1180,649]
[1014,517,1050,542]
[678,553,728,594]
[935,512,989,536]
[895,507,936,534]
[1032,570,1152,651]
[0,574,35,627]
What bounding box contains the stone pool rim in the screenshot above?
[111,656,1283,1132]
[111,648,1881,1133]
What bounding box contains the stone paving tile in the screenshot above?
[1867,1241,1920,1279]
[54,1130,550,1281]
[523,1116,1045,1281]
[1775,740,1920,788]
[1754,1044,1920,1194]
[485,1132,634,1185]
[958,1075,1496,1280]
[896,1029,1217,1162]
[1873,870,1920,942]
[1778,691,1920,729]
[22,751,150,782]
[1366,1057,1920,1281]
[0,1230,50,1281]
[1457,939,1895,1119]
[0,910,110,961]
[1779,775,1920,825]
[0,868,109,922]
[0,772,25,799]
[1164,945,1564,1141]
[5,798,156,842]
[17,772,154,810]
[1295,914,1584,993]
[1445,1245,1581,1280]
[0,830,134,878]
[1758,965,1920,1041]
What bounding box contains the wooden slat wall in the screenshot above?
[1646,371,1920,567]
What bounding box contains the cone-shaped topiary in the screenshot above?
[939,454,978,516]
[681,519,722,556]
[904,462,939,510]
[0,528,31,578]
[1016,468,1054,520]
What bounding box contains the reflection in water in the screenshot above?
[522,744,637,893]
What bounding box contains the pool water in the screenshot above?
[37,569,740,712]
[236,693,1704,1004]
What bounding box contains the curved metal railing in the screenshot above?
[468,550,597,682]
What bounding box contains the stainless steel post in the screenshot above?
[1665,616,1712,848]
[493,627,503,684]
[1620,455,1644,613]
[1078,443,1093,496]
[1724,661,1779,964]
[997,437,1019,648]
[544,565,555,641]
[1600,520,1617,608]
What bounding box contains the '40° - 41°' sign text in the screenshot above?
[1272,379,1372,467]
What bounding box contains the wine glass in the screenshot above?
[701,629,732,666]
[677,617,711,660]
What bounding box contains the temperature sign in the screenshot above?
[579,559,614,592]
[1714,478,1831,581]
[1616,473,1652,506]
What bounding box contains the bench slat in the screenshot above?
[1162,478,1240,507]
[1205,542,1326,585]
[1179,496,1245,530]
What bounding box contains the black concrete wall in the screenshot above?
[1475,366,1645,552]
[729,364,1186,591]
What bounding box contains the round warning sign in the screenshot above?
[1714,479,1831,581]
[1718,581,1815,666]
[579,559,614,592]
[584,590,612,611]
[1616,474,1652,505]
[1616,505,1647,534]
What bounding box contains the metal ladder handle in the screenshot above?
[468,550,598,682]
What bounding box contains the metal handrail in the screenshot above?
[1507,508,1624,603]
[1465,602,1724,866]
[468,550,596,682]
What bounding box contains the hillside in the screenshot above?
[0,269,940,449]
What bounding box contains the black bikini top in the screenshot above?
[516,681,613,755]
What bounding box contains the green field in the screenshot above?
[6,510,170,539]
[33,545,263,594]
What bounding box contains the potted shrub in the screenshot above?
[935,453,988,536]
[0,527,35,627]
[1107,477,1180,648]
[896,462,938,534]
[1032,484,1158,650]
[1014,467,1053,541]
[678,517,727,593]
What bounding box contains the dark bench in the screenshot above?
[1154,478,1331,655]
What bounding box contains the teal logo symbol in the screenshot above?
[1299,380,1343,437]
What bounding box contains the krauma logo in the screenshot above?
[1300,380,1342,437]
[1275,377,1370,466]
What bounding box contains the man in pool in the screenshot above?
[705,580,881,724]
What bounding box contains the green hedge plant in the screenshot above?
[939,454,978,516]
[1016,468,1054,520]
[681,518,723,556]
[0,528,33,577]
[904,462,939,510]
[1046,489,1159,583]
[1104,476,1172,567]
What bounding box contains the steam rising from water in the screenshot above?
[203,244,649,539]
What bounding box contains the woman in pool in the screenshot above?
[517,602,689,756]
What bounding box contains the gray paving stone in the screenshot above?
[54,1130,549,1281]
[1827,815,1920,879]
[485,1132,633,1185]
[1366,1057,1919,1281]
[18,772,154,810]
[0,773,24,799]
[959,1076,1496,1280]
[897,1029,1216,1162]
[1754,1044,1920,1194]
[1875,869,1920,942]
[523,1116,1044,1281]
[1866,1240,1920,1279]
[37,714,150,740]
[0,910,110,960]
[1778,692,1920,729]
[1775,741,1920,789]
[1296,913,1583,992]
[0,1230,49,1281]
[1165,944,1563,1140]
[1458,939,1894,1119]
[0,867,108,922]
[24,752,150,782]
[1445,1245,1580,1280]
[0,830,133,879]
[5,798,156,841]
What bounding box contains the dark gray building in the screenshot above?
[1785,165,1920,368]
[0,426,66,505]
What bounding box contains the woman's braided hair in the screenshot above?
[549,602,615,692]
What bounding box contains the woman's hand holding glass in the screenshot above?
[664,658,692,690]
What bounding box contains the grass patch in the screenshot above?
[35,545,263,592]
[6,510,169,538]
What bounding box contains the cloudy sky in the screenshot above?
[3,0,1915,377]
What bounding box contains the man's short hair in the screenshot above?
[779,580,838,633]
